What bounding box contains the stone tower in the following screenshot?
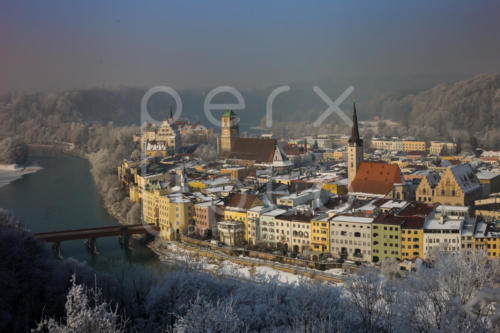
[347,102,363,187]
[219,110,239,154]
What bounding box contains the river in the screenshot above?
[0,150,168,273]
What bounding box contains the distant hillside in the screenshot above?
[1,73,499,148]
[366,73,500,149]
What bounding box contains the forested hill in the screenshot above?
[365,73,500,149]
[1,73,499,148]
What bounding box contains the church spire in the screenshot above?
[348,101,362,146]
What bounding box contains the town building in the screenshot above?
[330,215,373,261]
[223,193,263,242]
[142,185,194,241]
[370,137,426,152]
[193,200,218,237]
[432,164,481,206]
[473,221,500,258]
[274,211,312,253]
[371,213,404,263]
[218,221,245,246]
[423,206,466,259]
[476,171,500,197]
[259,208,286,247]
[400,217,425,260]
[141,118,181,156]
[415,171,440,203]
[311,215,330,254]
[429,141,458,155]
[475,194,500,221]
[246,205,273,246]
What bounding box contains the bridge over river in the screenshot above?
[35,224,159,258]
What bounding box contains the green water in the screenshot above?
[0,150,167,273]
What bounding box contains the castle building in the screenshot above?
[347,102,363,187]
[141,115,181,156]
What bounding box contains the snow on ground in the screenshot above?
[148,240,329,285]
[0,164,42,188]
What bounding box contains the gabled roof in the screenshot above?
[224,138,280,163]
[350,162,402,195]
[424,172,440,188]
[225,193,260,210]
[449,164,481,194]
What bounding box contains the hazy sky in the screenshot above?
[1,0,500,92]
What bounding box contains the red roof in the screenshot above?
[224,138,278,163]
[225,193,259,210]
[350,162,402,195]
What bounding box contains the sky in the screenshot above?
[1,0,500,93]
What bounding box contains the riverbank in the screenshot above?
[0,163,43,188]
[149,238,346,285]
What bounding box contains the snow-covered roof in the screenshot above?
[330,215,374,224]
[380,200,409,210]
[450,164,480,194]
[262,208,287,217]
[424,215,463,231]
[476,170,500,181]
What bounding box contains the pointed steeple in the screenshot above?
[169,105,173,119]
[348,101,363,146]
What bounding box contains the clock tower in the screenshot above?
[219,110,239,154]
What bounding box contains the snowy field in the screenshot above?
[149,240,346,285]
[0,164,42,188]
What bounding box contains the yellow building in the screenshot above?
[402,140,426,152]
[141,186,194,240]
[311,216,330,253]
[429,141,458,155]
[220,167,254,180]
[323,150,345,161]
[135,172,171,190]
[129,184,141,203]
[432,164,481,206]
[400,217,425,260]
[188,180,207,192]
[322,182,348,195]
[475,195,500,221]
[473,221,500,259]
[415,172,440,203]
[223,193,262,241]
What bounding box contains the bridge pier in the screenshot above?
[118,234,130,249]
[84,238,99,255]
[52,241,63,259]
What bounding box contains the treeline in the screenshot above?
[0,137,29,165]
[1,209,499,333]
[364,73,500,149]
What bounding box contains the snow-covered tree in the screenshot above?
[173,294,242,333]
[34,275,128,333]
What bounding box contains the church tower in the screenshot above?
[219,110,239,154]
[347,101,363,187]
